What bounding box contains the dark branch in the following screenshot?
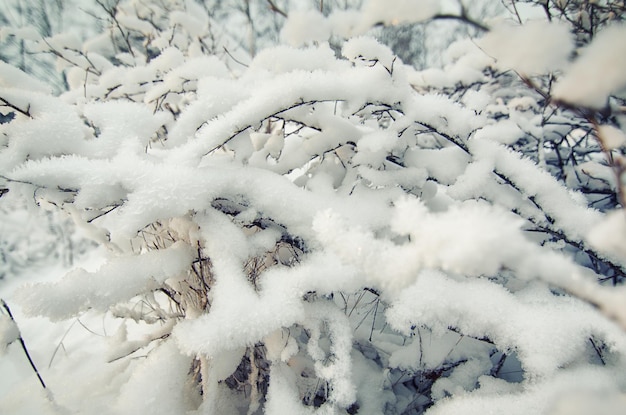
[0,97,31,118]
[1,299,46,389]
[432,13,489,32]
[266,0,288,18]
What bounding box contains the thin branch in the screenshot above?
[86,204,122,223]
[49,319,79,368]
[202,99,337,156]
[1,299,46,389]
[589,337,606,365]
[222,46,249,68]
[0,97,31,118]
[94,0,135,57]
[41,38,101,76]
[432,13,489,32]
[266,0,287,18]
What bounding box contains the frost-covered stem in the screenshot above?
[527,224,626,280]
[415,121,470,153]
[1,299,46,389]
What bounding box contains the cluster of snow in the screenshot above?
[281,0,440,46]
[478,21,573,75]
[553,24,626,108]
[0,314,19,355]
[17,242,194,320]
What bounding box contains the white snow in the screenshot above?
[553,24,626,108]
[598,125,626,150]
[0,61,52,93]
[359,0,439,28]
[474,119,524,145]
[386,271,626,378]
[0,314,19,354]
[427,366,626,415]
[115,340,192,415]
[342,36,396,70]
[2,2,626,414]
[478,21,573,75]
[16,242,194,320]
[280,10,331,47]
[588,210,626,259]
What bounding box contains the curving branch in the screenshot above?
[431,13,489,32]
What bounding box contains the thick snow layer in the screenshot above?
[313,199,536,296]
[553,25,626,108]
[474,119,524,145]
[405,147,471,184]
[83,101,171,157]
[588,210,626,259]
[250,44,345,74]
[16,242,194,320]
[172,245,361,357]
[2,6,626,414]
[0,90,86,171]
[386,270,626,378]
[0,61,52,93]
[426,366,626,415]
[343,36,396,70]
[115,339,192,415]
[303,301,356,406]
[478,21,573,75]
[465,139,603,243]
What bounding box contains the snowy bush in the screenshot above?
[2,0,626,414]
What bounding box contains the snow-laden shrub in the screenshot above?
[2,1,626,414]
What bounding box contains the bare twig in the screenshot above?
[589,337,606,365]
[266,0,287,18]
[0,97,31,118]
[1,299,46,389]
[94,0,135,57]
[432,13,489,32]
[222,46,249,68]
